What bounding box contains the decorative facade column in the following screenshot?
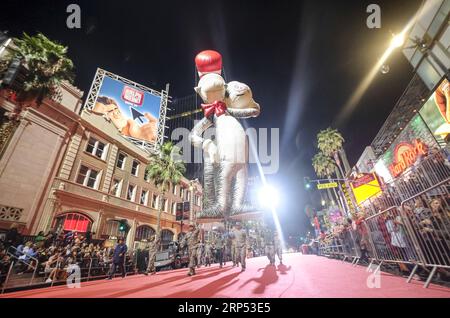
[58,130,83,180]
[126,218,137,250]
[102,144,118,193]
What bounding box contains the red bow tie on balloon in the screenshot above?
[201,100,227,118]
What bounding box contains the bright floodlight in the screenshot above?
[391,33,405,49]
[258,185,280,208]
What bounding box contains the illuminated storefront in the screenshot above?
[374,114,439,183]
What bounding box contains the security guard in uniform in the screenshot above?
[263,229,275,265]
[182,223,201,276]
[144,233,160,275]
[274,231,283,265]
[232,222,247,272]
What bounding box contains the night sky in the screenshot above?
[0,0,423,239]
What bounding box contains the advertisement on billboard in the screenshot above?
[350,173,382,205]
[375,114,439,182]
[83,69,168,150]
[419,77,450,146]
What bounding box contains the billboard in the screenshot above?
[419,77,450,146]
[350,173,382,205]
[83,68,168,151]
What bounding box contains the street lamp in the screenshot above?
[189,183,194,222]
[390,33,405,49]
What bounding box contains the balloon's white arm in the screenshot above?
[189,117,214,148]
[227,105,260,119]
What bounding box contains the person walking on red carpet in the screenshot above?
[263,228,275,265]
[143,233,160,276]
[274,231,283,265]
[106,238,127,280]
[182,223,201,276]
[212,229,225,268]
[232,222,247,272]
[204,241,212,267]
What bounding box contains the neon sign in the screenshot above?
[388,139,428,177]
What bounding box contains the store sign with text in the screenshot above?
[388,139,428,178]
[350,173,382,205]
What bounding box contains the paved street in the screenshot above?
[2,253,449,298]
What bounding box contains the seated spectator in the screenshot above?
[35,231,46,248]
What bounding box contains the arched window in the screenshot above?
[135,225,156,242]
[54,212,92,233]
[104,220,122,237]
[160,229,174,250]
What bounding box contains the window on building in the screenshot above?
[104,220,121,237]
[160,229,174,250]
[76,165,100,189]
[127,184,137,201]
[172,184,177,195]
[86,137,107,160]
[110,178,122,197]
[131,160,140,176]
[180,187,185,199]
[116,152,126,170]
[144,169,150,182]
[140,189,149,205]
[161,198,167,212]
[152,194,158,209]
[53,212,92,234]
[135,225,156,242]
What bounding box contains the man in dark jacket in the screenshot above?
[106,238,128,279]
[5,224,21,248]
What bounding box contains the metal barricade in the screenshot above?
[400,178,450,288]
[388,150,450,202]
[341,229,363,266]
[1,254,137,294]
[362,206,422,278]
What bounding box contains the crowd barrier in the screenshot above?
[319,149,450,288]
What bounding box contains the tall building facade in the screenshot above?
[0,41,202,249]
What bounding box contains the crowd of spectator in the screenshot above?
[1,225,134,288]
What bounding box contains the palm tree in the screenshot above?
[146,142,186,234]
[312,152,341,209]
[1,33,74,156]
[316,128,356,215]
[312,152,336,179]
[3,32,74,104]
[316,127,348,177]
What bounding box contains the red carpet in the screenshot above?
[2,253,449,298]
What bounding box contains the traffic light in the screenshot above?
[304,177,312,190]
[118,219,129,232]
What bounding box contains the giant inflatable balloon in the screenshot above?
[189,50,260,222]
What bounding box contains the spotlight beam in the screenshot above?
[334,3,432,127]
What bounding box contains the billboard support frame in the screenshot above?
[82,68,169,154]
